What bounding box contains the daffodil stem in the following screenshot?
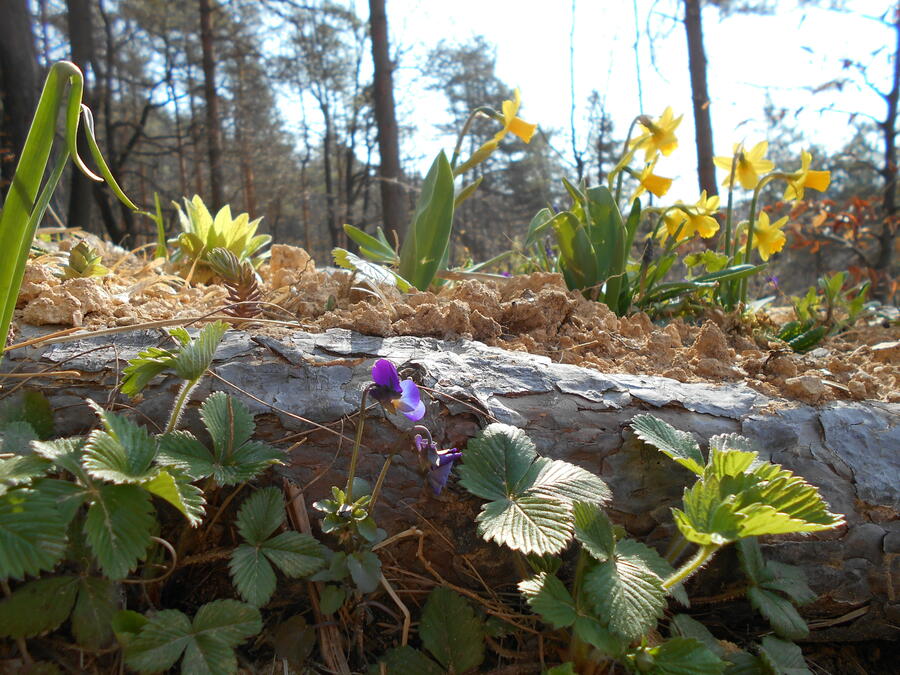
[368,452,394,510]
[344,387,371,503]
[663,543,720,589]
[740,172,789,302]
[612,117,642,204]
[450,106,495,171]
[724,153,739,259]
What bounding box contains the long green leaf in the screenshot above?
[398,151,455,290]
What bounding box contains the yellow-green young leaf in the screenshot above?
[398,151,455,290]
[343,224,398,263]
[420,587,485,673]
[630,415,705,476]
[142,469,205,526]
[0,576,78,638]
[172,321,228,382]
[120,346,179,397]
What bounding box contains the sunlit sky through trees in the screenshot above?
[319,0,896,199]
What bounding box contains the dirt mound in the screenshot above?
[12,241,899,405]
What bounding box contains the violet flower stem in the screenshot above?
[344,387,371,503]
[368,453,394,510]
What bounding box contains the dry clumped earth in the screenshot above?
[12,236,899,405]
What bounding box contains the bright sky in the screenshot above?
[354,0,895,201]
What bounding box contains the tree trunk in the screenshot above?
[0,0,39,199]
[683,0,717,197]
[198,0,225,209]
[368,0,405,243]
[65,0,97,232]
[875,5,899,297]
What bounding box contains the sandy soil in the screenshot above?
[12,238,899,405]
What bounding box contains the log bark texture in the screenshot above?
[4,326,899,642]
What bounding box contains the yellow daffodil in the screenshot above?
[629,107,682,161]
[679,191,720,241]
[752,211,788,261]
[658,208,688,242]
[632,159,673,202]
[493,89,536,144]
[713,141,774,190]
[783,151,831,201]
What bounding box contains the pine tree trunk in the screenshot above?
[683,0,717,197]
[198,0,225,209]
[0,0,39,199]
[368,0,405,244]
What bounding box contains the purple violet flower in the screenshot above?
[370,358,425,421]
[414,432,462,495]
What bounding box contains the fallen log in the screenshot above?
[4,325,898,642]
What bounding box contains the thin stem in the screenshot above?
[663,543,720,589]
[368,453,393,510]
[344,387,371,503]
[612,117,643,204]
[450,106,495,170]
[740,172,789,302]
[724,150,739,258]
[165,377,197,433]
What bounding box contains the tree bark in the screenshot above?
[6,326,899,642]
[875,4,899,297]
[198,0,225,209]
[683,0,717,197]
[65,0,97,232]
[0,0,40,199]
[368,0,405,243]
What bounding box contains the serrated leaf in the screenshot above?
[0,454,51,495]
[374,646,444,675]
[112,609,148,644]
[85,484,154,579]
[120,346,178,397]
[631,415,705,475]
[347,550,381,594]
[476,494,573,556]
[763,562,816,606]
[460,424,609,556]
[669,614,724,658]
[143,469,205,526]
[458,423,541,502]
[643,637,726,674]
[229,544,276,607]
[84,404,158,484]
[617,538,686,606]
[0,576,78,638]
[573,502,615,562]
[0,488,68,580]
[157,430,215,479]
[319,585,346,615]
[201,392,253,456]
[583,549,667,641]
[747,588,808,640]
[71,576,117,648]
[420,587,485,673]
[518,572,577,628]
[0,420,37,455]
[757,636,811,675]
[572,616,624,657]
[261,531,324,577]
[172,321,228,382]
[125,600,261,675]
[32,437,85,477]
[235,487,284,544]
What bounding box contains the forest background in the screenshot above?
[0,0,897,298]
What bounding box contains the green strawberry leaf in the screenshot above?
[419,587,485,673]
